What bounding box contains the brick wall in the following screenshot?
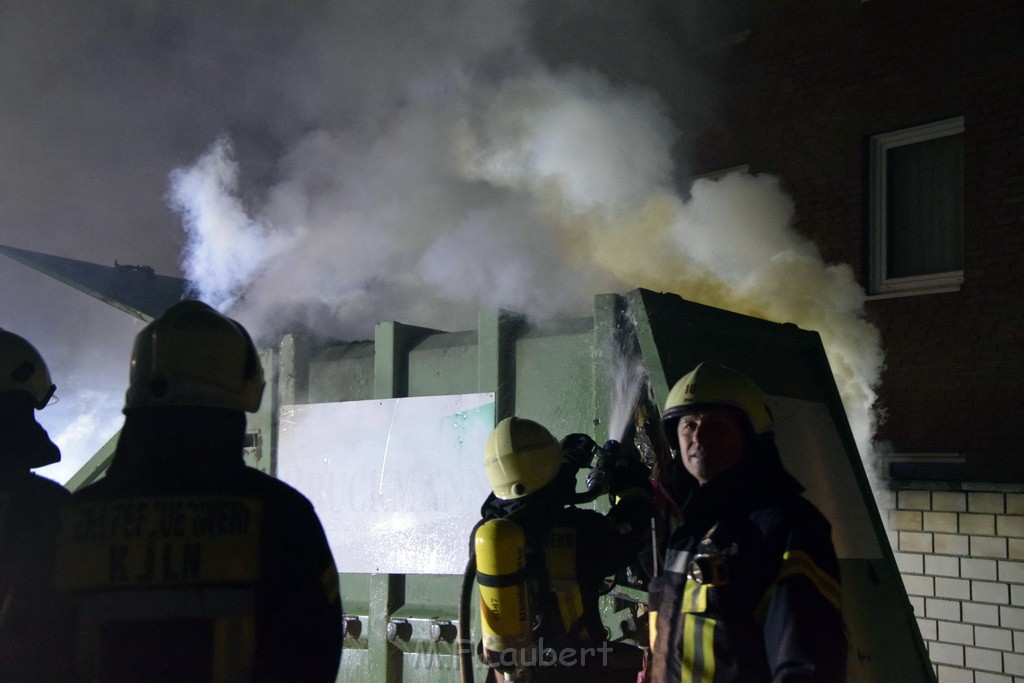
[690,0,1024,478]
[889,484,1024,681]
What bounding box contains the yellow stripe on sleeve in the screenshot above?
[779,549,841,610]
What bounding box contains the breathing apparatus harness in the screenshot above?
[458,437,628,683]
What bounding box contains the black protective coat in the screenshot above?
[648,455,847,683]
[0,469,70,681]
[472,463,653,682]
[58,408,342,682]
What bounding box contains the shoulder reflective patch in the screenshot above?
[55,496,263,591]
[779,549,841,611]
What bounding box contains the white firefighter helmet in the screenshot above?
[483,416,562,500]
[125,300,265,412]
[0,328,56,409]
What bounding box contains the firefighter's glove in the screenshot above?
[590,449,652,497]
[560,433,597,469]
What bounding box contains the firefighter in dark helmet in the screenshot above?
[470,416,654,682]
[0,329,69,681]
[647,362,846,682]
[56,300,342,682]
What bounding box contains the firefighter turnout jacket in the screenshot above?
[55,409,342,682]
[472,470,653,682]
[0,470,70,681]
[648,457,846,682]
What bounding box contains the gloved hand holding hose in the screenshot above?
[587,440,652,496]
[560,433,598,470]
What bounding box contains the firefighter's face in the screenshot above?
[676,407,749,485]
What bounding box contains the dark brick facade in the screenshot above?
[689,0,1024,480]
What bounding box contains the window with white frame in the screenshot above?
[868,116,964,297]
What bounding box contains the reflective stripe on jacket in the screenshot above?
[58,469,342,682]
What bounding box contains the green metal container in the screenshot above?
[71,288,934,682]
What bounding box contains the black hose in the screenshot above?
[458,553,477,683]
[569,485,607,506]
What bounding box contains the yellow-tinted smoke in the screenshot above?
[554,176,884,460]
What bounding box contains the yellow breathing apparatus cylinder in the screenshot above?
[475,518,534,671]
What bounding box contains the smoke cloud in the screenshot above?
[168,138,297,310]
[1,1,883,480]
[167,2,883,461]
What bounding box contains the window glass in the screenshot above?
[869,117,964,297]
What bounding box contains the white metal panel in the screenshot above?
[769,395,882,559]
[277,393,495,575]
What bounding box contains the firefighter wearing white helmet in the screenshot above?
[468,416,653,682]
[56,301,342,682]
[646,361,847,682]
[0,328,69,680]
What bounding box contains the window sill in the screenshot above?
[880,453,965,483]
[866,271,963,300]
[865,284,962,300]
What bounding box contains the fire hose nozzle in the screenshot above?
[597,439,622,460]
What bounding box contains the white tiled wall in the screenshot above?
[890,487,1024,681]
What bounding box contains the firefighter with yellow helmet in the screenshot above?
[56,300,342,681]
[0,329,69,680]
[468,416,654,682]
[646,362,846,682]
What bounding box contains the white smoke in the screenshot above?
[167,1,884,463]
[609,173,884,452]
[168,138,297,311]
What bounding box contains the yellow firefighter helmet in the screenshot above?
[483,417,562,500]
[0,328,56,409]
[662,361,773,438]
[125,300,265,412]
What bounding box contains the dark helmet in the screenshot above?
[125,300,264,412]
[0,328,56,409]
